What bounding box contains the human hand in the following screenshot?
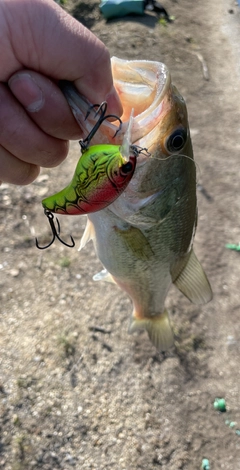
[0,0,122,185]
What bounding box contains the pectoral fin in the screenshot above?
[114,225,154,260]
[78,218,95,251]
[172,249,213,305]
[129,310,174,351]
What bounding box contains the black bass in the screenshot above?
[61,57,213,351]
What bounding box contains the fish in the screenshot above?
[60,57,213,351]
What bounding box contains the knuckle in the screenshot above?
[40,140,69,168]
[0,163,40,186]
[17,164,40,185]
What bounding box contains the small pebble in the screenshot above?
[9,269,19,277]
[201,458,210,469]
[36,174,49,183]
[214,398,226,412]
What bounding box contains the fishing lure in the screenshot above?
[42,101,137,215]
[42,144,137,215]
[36,99,146,249]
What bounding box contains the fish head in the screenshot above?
[142,84,193,161]
[111,58,195,201]
[107,58,192,162]
[61,58,193,163]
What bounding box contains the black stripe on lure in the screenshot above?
[36,101,149,250]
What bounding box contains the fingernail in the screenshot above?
[105,87,123,117]
[9,73,44,112]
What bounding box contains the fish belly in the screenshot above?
[89,209,172,313]
[88,189,193,352]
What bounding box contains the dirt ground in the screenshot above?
[1,0,240,469]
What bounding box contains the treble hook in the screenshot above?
[80,101,122,152]
[36,209,75,250]
[130,145,151,158]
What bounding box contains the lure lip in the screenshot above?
[59,80,120,145]
[120,109,134,162]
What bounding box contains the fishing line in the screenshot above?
[147,151,201,184]
[149,151,197,166]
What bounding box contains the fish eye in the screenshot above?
[166,128,187,153]
[121,161,133,174]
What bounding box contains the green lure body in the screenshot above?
[42,144,136,215]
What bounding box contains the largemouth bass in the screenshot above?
[61,57,213,351]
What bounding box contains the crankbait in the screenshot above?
[42,101,137,215]
[36,100,146,249]
[41,143,136,215]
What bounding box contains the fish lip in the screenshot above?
[60,59,171,148]
[111,57,171,139]
[60,79,123,145]
[59,80,99,133]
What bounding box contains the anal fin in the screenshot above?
[129,310,174,351]
[172,249,213,305]
[93,269,116,284]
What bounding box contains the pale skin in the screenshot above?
[0,0,122,185]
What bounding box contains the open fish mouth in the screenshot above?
[111,57,170,136]
[60,57,171,148]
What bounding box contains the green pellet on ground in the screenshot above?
[214,398,226,412]
[201,458,210,469]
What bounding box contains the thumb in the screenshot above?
[2,0,122,116]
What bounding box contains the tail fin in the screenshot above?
[129,310,174,351]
